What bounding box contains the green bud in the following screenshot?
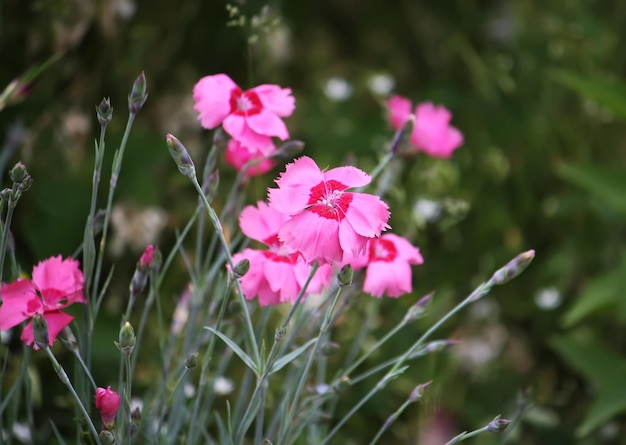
[117,321,136,356]
[166,133,196,179]
[99,430,116,445]
[338,264,353,287]
[334,375,351,393]
[403,292,434,323]
[233,258,250,278]
[96,97,113,127]
[408,380,431,402]
[9,162,29,183]
[487,415,512,433]
[32,313,49,349]
[276,140,305,158]
[185,353,199,369]
[128,71,148,114]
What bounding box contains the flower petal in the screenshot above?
[278,211,342,264]
[21,310,74,349]
[381,234,424,264]
[32,256,85,305]
[387,95,413,129]
[239,202,289,244]
[252,84,295,117]
[268,156,325,214]
[0,280,40,330]
[193,74,238,129]
[363,260,412,298]
[344,192,390,238]
[246,109,290,140]
[223,115,274,150]
[324,165,371,189]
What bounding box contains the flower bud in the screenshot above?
[140,245,154,268]
[487,415,511,432]
[233,258,250,278]
[277,140,305,158]
[166,133,196,179]
[95,386,121,429]
[150,246,162,274]
[32,313,49,349]
[492,250,536,285]
[338,264,353,287]
[96,97,113,127]
[185,353,199,369]
[99,430,116,445]
[199,169,219,204]
[117,321,136,356]
[334,375,351,393]
[274,326,287,342]
[128,71,148,114]
[390,114,415,154]
[403,292,434,323]
[9,161,29,183]
[59,326,79,352]
[408,380,431,402]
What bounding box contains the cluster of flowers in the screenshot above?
[192,73,464,305]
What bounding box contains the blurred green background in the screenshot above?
[2,0,626,443]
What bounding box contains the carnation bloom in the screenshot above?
[349,233,423,298]
[95,386,121,429]
[225,139,276,177]
[0,256,85,349]
[193,73,295,150]
[387,95,463,158]
[268,156,390,265]
[232,201,332,305]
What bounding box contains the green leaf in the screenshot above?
[204,327,258,375]
[577,386,626,437]
[269,338,318,375]
[556,163,626,217]
[562,268,621,327]
[550,69,626,120]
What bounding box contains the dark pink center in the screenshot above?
[261,250,299,264]
[307,180,352,220]
[229,88,263,116]
[368,238,397,262]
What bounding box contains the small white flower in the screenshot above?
[323,77,353,101]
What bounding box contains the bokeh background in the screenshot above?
[2,0,626,443]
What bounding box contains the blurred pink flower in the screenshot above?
[233,201,332,305]
[387,95,463,158]
[0,256,85,349]
[95,386,121,429]
[193,73,295,150]
[349,234,423,297]
[268,156,390,265]
[225,139,276,177]
[139,244,154,268]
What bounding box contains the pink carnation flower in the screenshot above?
[388,95,463,158]
[225,139,276,177]
[350,234,424,298]
[233,201,332,305]
[268,156,390,265]
[0,256,85,349]
[95,386,121,429]
[193,74,295,150]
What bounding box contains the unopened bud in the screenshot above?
[166,133,196,179]
[130,268,149,299]
[335,375,351,393]
[321,342,340,356]
[390,114,415,154]
[9,162,29,183]
[117,321,136,356]
[99,430,116,445]
[487,415,511,432]
[274,326,287,342]
[185,353,199,369]
[140,245,154,268]
[96,97,113,127]
[262,440,273,445]
[59,326,79,351]
[32,313,49,349]
[150,247,162,274]
[1,188,12,201]
[492,250,536,285]
[403,292,434,323]
[338,264,353,287]
[213,127,227,151]
[276,140,305,158]
[233,259,250,278]
[408,380,431,402]
[131,406,142,420]
[200,170,219,203]
[128,71,148,114]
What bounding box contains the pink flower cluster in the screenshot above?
[233,156,423,303]
[193,74,295,177]
[0,256,85,349]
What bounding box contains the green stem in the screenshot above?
[0,182,17,282]
[45,347,100,444]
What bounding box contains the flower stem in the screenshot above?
[44,347,100,444]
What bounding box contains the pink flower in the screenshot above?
[349,234,424,298]
[268,156,390,265]
[193,74,295,150]
[225,139,276,177]
[387,95,463,158]
[140,245,154,268]
[95,386,121,429]
[233,202,332,305]
[0,256,85,349]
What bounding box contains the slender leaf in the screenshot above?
[204,327,257,374]
[269,338,318,375]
